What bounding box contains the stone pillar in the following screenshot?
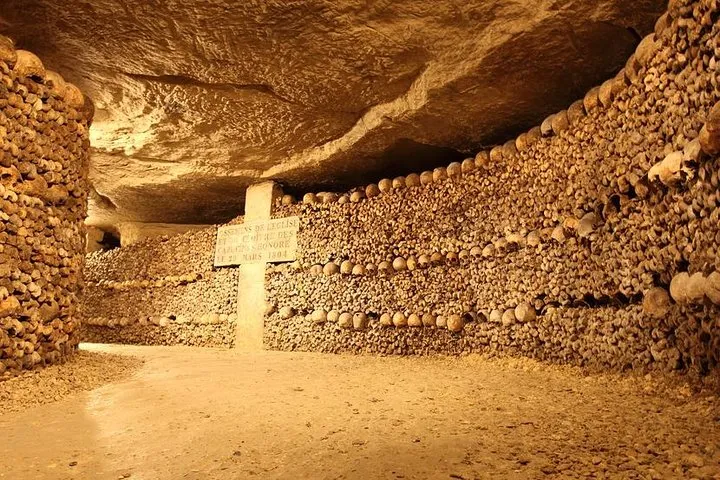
[0,37,93,375]
[235,181,282,350]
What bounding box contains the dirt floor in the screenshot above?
[1,345,719,480]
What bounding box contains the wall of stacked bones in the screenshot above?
[81,225,241,347]
[83,0,720,382]
[265,0,720,381]
[0,37,93,377]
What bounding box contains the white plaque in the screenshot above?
[214,216,299,266]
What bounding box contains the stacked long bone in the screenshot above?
[265,0,720,379]
[0,36,93,376]
[81,226,240,347]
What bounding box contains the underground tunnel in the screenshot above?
[1,0,720,478]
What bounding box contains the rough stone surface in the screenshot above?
[0,0,664,225]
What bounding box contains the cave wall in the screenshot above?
[264,0,720,381]
[117,222,209,247]
[81,224,240,347]
[81,0,720,382]
[0,39,92,376]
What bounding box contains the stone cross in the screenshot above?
[234,181,283,350]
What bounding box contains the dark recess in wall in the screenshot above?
[100,231,122,251]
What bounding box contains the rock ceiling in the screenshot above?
[0,0,665,226]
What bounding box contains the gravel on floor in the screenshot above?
[0,350,143,415]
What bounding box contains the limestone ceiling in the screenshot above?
[0,0,665,226]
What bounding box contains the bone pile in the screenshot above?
[265,0,720,382]
[81,226,239,347]
[0,37,92,377]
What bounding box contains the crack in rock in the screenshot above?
[124,72,298,105]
